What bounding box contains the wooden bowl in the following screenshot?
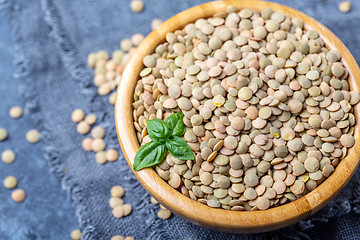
[115,0,360,233]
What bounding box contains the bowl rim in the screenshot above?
[115,0,360,233]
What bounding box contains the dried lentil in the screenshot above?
[71,109,85,123]
[0,128,8,141]
[95,151,107,164]
[106,149,119,162]
[158,209,172,219]
[85,114,97,125]
[132,6,360,211]
[91,138,106,152]
[26,129,40,143]
[130,0,144,13]
[152,19,162,30]
[3,176,17,189]
[91,126,105,138]
[339,1,351,13]
[111,185,125,198]
[1,150,16,164]
[82,137,93,151]
[9,106,23,118]
[113,205,124,218]
[70,230,82,240]
[111,236,125,240]
[11,189,26,202]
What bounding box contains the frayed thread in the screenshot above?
[40,0,95,97]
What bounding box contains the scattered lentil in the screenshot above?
[106,149,119,162]
[111,185,125,198]
[82,137,93,151]
[111,236,125,240]
[71,109,85,123]
[109,92,117,105]
[152,18,162,30]
[124,237,135,240]
[91,126,105,139]
[85,114,97,125]
[0,128,8,141]
[95,151,107,164]
[130,0,144,13]
[9,106,23,118]
[109,197,124,208]
[70,229,82,240]
[158,209,172,219]
[1,150,16,164]
[26,129,40,143]
[131,33,144,46]
[123,203,132,216]
[339,1,351,13]
[113,205,124,218]
[3,176,17,189]
[77,121,91,135]
[91,138,106,152]
[150,196,159,205]
[11,189,26,202]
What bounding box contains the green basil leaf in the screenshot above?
[133,142,167,171]
[147,119,171,143]
[165,112,186,137]
[165,136,194,160]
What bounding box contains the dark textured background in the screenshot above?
[0,0,360,239]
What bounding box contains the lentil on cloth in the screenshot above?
[1,149,16,164]
[9,106,23,118]
[26,129,40,143]
[0,128,8,141]
[339,1,351,13]
[130,0,144,13]
[11,189,26,202]
[109,185,133,219]
[3,176,18,189]
[70,229,82,240]
[132,6,359,211]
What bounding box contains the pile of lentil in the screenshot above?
[132,6,360,211]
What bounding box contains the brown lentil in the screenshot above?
[11,189,26,202]
[131,6,360,212]
[26,129,40,143]
[70,229,82,240]
[1,150,16,164]
[9,106,23,119]
[158,209,172,219]
[3,176,18,189]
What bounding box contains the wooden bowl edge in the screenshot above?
[115,0,360,233]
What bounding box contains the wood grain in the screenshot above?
[115,0,360,233]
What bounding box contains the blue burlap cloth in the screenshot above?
[0,14,78,239]
[1,0,360,239]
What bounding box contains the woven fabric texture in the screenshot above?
[1,0,360,239]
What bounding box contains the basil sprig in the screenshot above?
[133,112,194,171]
